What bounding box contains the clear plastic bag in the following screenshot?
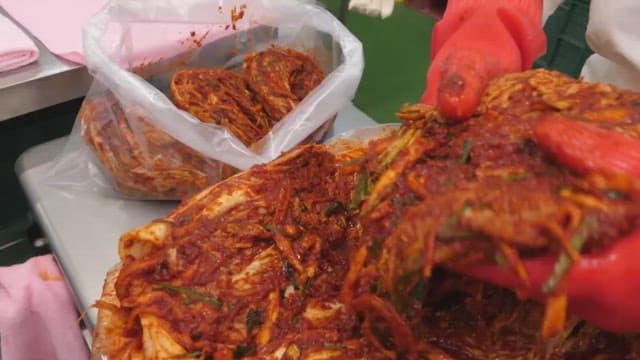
[46,0,363,199]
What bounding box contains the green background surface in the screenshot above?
[320,1,435,123]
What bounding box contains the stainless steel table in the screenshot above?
[15,103,378,333]
[0,7,92,121]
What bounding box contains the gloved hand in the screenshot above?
[464,230,640,333]
[461,114,640,333]
[422,0,546,119]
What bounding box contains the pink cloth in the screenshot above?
[1,0,105,64]
[0,255,89,360]
[0,13,39,72]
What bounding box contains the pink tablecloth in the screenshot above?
[2,0,231,66]
[1,0,106,64]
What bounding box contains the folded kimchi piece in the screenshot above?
[93,138,404,359]
[243,47,325,123]
[170,68,271,146]
[80,95,223,199]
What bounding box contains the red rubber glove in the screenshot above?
[422,0,546,120]
[464,230,640,333]
[460,114,640,333]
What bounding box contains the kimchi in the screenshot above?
[81,46,326,199]
[94,69,640,359]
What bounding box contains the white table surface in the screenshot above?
[15,103,378,331]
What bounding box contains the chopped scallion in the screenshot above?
[459,139,473,164]
[349,168,369,210]
[246,308,263,333]
[158,284,223,309]
[542,215,598,294]
[324,201,343,216]
[233,344,255,359]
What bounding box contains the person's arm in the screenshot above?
[580,0,640,89]
[586,0,640,71]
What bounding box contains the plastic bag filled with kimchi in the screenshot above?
[45,0,363,200]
